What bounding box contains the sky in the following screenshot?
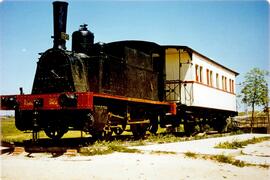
[0,0,269,112]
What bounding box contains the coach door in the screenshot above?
[164,47,193,105]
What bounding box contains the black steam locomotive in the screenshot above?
[1,1,174,140]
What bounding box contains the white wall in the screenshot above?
[192,83,237,111]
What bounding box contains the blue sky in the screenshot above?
[0,0,269,111]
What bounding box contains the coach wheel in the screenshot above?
[148,119,158,134]
[184,122,195,136]
[131,124,147,139]
[213,117,228,133]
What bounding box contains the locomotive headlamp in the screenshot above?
[33,98,44,108]
[58,93,78,107]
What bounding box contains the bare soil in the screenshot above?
[1,134,270,180]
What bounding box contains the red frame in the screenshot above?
[1,92,176,115]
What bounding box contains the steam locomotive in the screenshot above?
[0,1,238,140]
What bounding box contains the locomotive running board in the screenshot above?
[93,93,171,106]
[93,93,177,115]
[127,120,150,125]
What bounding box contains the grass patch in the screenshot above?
[183,152,265,168]
[184,153,269,168]
[146,134,182,144]
[211,155,245,167]
[1,117,93,143]
[1,117,38,142]
[215,137,270,149]
[79,140,141,156]
[229,130,244,135]
[209,154,246,167]
[232,159,247,167]
[211,154,232,163]
[127,139,147,146]
[215,141,246,149]
[150,150,177,155]
[202,154,268,168]
[259,164,270,168]
[184,151,198,158]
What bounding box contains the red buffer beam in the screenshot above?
[0,92,94,111]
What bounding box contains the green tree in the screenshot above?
[263,85,270,133]
[240,68,269,133]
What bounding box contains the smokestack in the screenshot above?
[52,1,69,49]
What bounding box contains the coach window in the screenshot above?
[199,66,203,83]
[216,73,219,88]
[225,77,227,91]
[210,70,213,86]
[232,80,235,93]
[222,76,225,90]
[229,79,232,92]
[206,69,209,85]
[195,65,199,81]
[229,79,235,93]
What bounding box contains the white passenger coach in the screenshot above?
[163,46,238,133]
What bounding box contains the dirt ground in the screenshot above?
[1,134,270,180]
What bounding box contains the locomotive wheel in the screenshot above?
[112,121,127,136]
[44,127,66,140]
[91,130,112,141]
[131,124,147,139]
[44,120,67,140]
[112,127,124,136]
[103,130,113,140]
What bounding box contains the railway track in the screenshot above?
[1,131,230,155]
